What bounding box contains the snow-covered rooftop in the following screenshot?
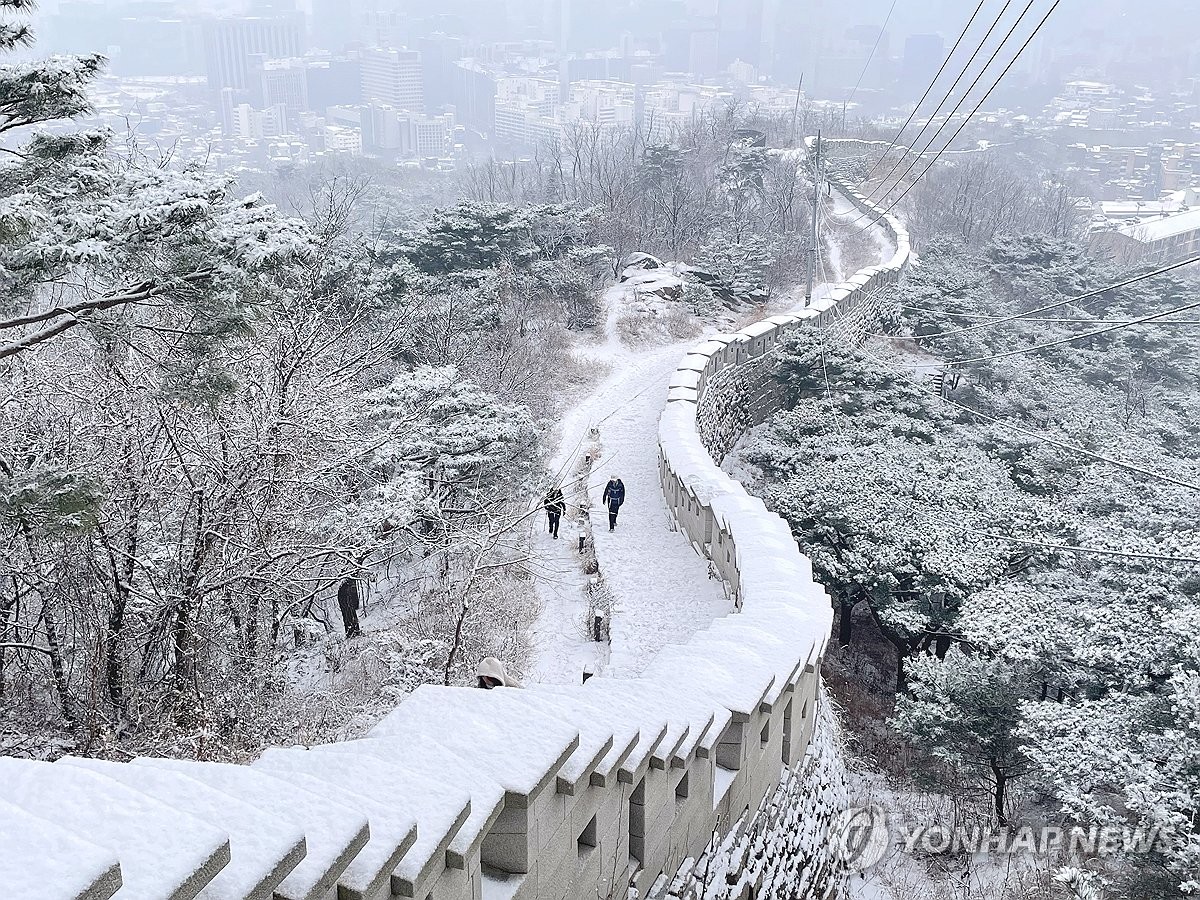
[1119,206,1200,241]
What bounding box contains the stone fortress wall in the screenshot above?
[0,138,911,900]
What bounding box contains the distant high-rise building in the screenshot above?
[563,54,632,84]
[689,25,720,77]
[248,0,297,14]
[362,11,409,49]
[306,56,363,112]
[361,48,425,111]
[717,0,764,68]
[104,16,204,75]
[453,62,497,136]
[559,0,633,52]
[417,34,466,109]
[901,33,944,93]
[202,14,304,95]
[310,0,363,51]
[48,1,117,56]
[255,57,309,116]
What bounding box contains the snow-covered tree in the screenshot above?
[892,650,1033,824]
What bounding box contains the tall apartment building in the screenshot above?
[307,56,363,112]
[231,102,289,139]
[453,62,497,136]
[202,14,303,94]
[361,48,424,112]
[717,0,764,68]
[310,0,364,51]
[256,57,309,116]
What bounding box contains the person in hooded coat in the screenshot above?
[602,475,626,531]
[476,656,522,689]
[544,486,566,539]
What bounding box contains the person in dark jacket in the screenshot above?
[337,577,361,638]
[602,475,625,531]
[544,486,566,539]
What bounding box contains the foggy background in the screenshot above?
[6,0,1198,197]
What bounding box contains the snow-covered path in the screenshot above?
[525,186,894,685]
[583,340,732,676]
[525,293,729,682]
[527,286,829,682]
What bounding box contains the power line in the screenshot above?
[861,0,990,185]
[903,306,1200,325]
[953,533,1200,565]
[940,295,1200,366]
[930,392,1200,492]
[858,0,1039,218]
[910,255,1200,340]
[860,0,1017,205]
[850,0,1061,235]
[847,0,899,107]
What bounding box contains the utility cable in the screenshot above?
[851,0,1061,234]
[857,0,1038,218]
[910,254,1200,340]
[951,534,1200,565]
[902,306,1200,325]
[868,0,1038,208]
[847,0,899,106]
[861,0,1016,205]
[861,0,990,184]
[930,391,1200,492]
[940,295,1200,366]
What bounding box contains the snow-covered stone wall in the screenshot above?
[0,141,907,900]
[658,147,911,604]
[648,140,911,897]
[0,645,824,900]
[654,690,848,900]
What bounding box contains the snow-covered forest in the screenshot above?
[731,227,1200,897]
[0,2,831,764]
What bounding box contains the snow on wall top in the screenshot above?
[369,684,581,798]
[249,754,418,899]
[263,742,473,889]
[656,139,912,732]
[307,735,504,865]
[135,757,371,900]
[60,757,306,900]
[0,758,231,900]
[0,797,122,900]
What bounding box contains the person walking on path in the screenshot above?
[602,475,626,531]
[544,486,566,539]
[476,656,523,689]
